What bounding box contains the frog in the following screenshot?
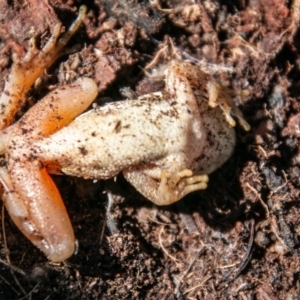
[0,57,249,262]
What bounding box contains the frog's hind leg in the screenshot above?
[0,77,98,155]
[0,78,97,261]
[16,77,98,138]
[123,167,209,206]
[0,162,76,262]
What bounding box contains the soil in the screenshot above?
[0,0,300,299]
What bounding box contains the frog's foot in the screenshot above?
[124,167,208,206]
[157,169,208,205]
[0,6,87,129]
[207,80,251,131]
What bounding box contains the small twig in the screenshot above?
[219,261,241,269]
[1,205,27,295]
[271,170,288,194]
[256,145,268,159]
[99,219,106,245]
[18,282,40,300]
[278,0,300,41]
[144,46,169,70]
[183,275,213,295]
[0,272,20,295]
[174,246,203,295]
[105,191,118,235]
[0,258,26,276]
[246,183,269,218]
[218,219,255,289]
[158,226,182,268]
[174,46,234,74]
[2,205,9,259]
[239,291,249,300]
[270,216,289,251]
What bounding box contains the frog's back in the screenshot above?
[34,95,195,179]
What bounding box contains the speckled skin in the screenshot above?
[0,77,99,262]
[27,60,235,204]
[0,59,239,261]
[0,3,247,261]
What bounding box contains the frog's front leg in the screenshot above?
[207,80,251,131]
[0,5,87,129]
[123,168,209,206]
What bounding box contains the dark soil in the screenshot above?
[0,0,300,299]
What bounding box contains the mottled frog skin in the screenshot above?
[0,6,249,262]
[0,59,244,261]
